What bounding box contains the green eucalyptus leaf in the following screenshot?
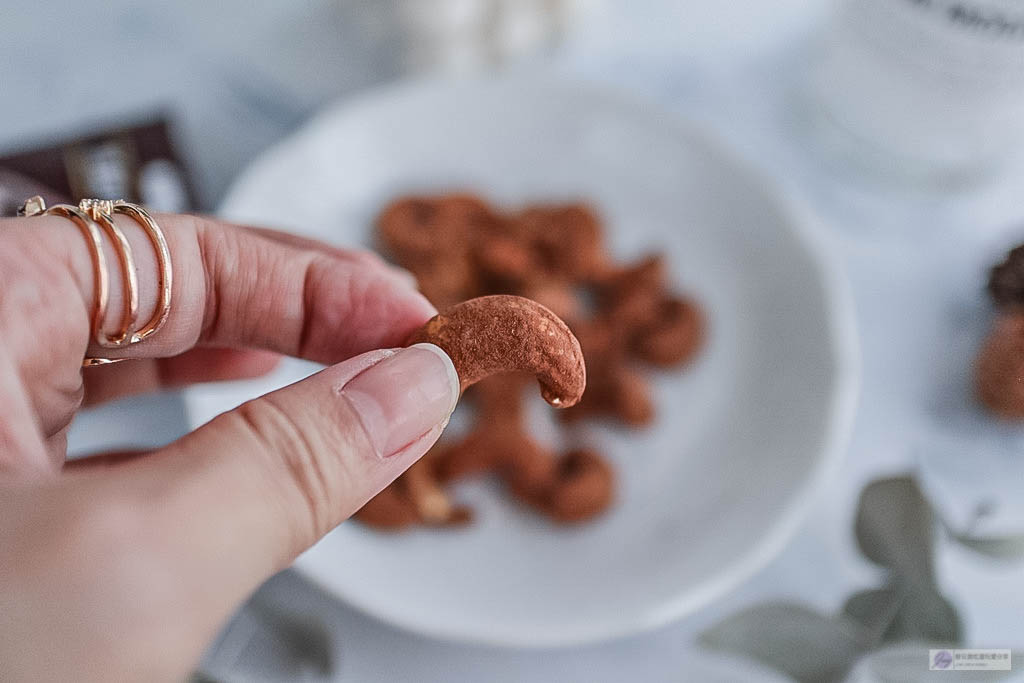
[880,582,963,647]
[699,602,871,683]
[948,529,1024,561]
[842,587,901,645]
[855,477,935,588]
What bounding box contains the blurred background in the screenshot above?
[4,1,1024,681]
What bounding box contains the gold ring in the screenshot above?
[18,199,110,346]
[108,200,172,343]
[79,200,139,347]
[17,196,173,366]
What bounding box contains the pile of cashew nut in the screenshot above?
[356,194,705,529]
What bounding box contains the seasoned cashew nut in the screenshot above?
[403,458,456,524]
[355,455,472,530]
[545,449,615,523]
[406,295,586,408]
[354,486,419,529]
[976,312,1024,419]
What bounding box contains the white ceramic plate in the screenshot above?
[185,75,858,648]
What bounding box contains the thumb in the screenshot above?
[100,342,457,596]
[15,343,458,680]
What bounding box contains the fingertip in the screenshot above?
[407,342,460,416]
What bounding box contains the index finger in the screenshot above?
[0,213,436,366]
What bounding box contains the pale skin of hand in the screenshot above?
[0,212,460,682]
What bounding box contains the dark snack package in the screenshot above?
[0,118,196,215]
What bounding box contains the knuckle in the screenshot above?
[197,219,314,352]
[295,253,332,358]
[195,218,233,343]
[196,217,269,346]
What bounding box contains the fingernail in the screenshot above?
[341,343,459,458]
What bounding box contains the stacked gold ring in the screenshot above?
[17,195,172,366]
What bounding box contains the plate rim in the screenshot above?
[214,72,861,648]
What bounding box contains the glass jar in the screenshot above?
[810,0,1024,185]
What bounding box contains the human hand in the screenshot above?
[0,211,459,681]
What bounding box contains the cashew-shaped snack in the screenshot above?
[407,295,586,408]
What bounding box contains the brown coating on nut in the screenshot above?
[569,316,622,362]
[377,194,498,265]
[500,435,559,500]
[407,295,586,408]
[545,449,615,523]
[601,254,667,297]
[516,204,610,281]
[408,256,479,310]
[355,455,473,530]
[988,245,1024,308]
[520,281,580,322]
[470,374,528,424]
[434,426,507,483]
[976,312,1024,419]
[433,436,495,483]
[434,377,529,483]
[475,236,537,288]
[560,363,654,426]
[632,296,706,367]
[510,448,615,522]
[354,486,419,529]
[600,255,668,329]
[403,458,456,524]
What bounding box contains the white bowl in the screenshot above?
[185,75,859,648]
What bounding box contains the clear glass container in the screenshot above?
[809,0,1024,186]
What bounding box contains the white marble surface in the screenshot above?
[7,1,1020,680]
